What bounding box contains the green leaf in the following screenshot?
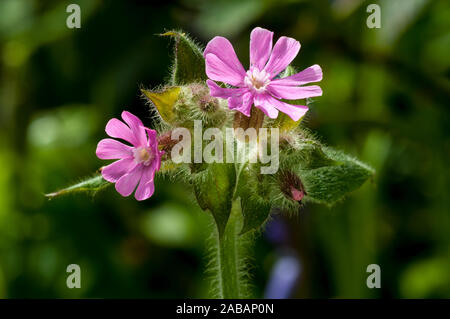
[161,30,207,85]
[141,86,181,124]
[293,140,337,169]
[45,174,110,198]
[192,163,236,236]
[296,147,374,205]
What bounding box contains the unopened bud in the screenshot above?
[174,84,227,128]
[189,83,219,112]
[157,130,180,154]
[279,170,306,202]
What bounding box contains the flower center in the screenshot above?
[244,68,270,92]
[133,147,154,166]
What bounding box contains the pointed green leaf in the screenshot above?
[46,174,110,198]
[141,87,181,124]
[192,163,236,236]
[161,30,207,85]
[296,147,374,205]
[293,140,337,169]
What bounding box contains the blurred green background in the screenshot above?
[0,0,449,298]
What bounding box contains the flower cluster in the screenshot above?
[47,26,380,301]
[96,27,323,200]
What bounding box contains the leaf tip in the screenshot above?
[160,30,185,38]
[44,191,58,199]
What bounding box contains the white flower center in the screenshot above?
[244,68,270,92]
[133,147,154,166]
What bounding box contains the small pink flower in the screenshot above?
[96,111,163,201]
[204,27,323,121]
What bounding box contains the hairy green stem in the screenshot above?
[209,146,254,298]
[212,198,254,298]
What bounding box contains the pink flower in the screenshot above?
[96,111,163,201]
[204,27,323,121]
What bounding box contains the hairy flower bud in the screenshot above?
[173,84,228,129]
[278,170,306,202]
[157,130,181,156]
[190,83,219,112]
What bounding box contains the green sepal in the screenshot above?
[141,86,181,124]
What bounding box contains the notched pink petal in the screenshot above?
[144,127,158,153]
[264,36,300,79]
[206,80,254,115]
[205,53,246,87]
[101,158,137,183]
[121,110,143,127]
[263,94,308,121]
[105,118,136,145]
[204,36,246,73]
[267,84,322,100]
[206,80,248,99]
[230,91,253,116]
[115,164,143,197]
[96,138,133,160]
[271,64,323,86]
[145,127,157,143]
[134,169,155,201]
[121,111,147,147]
[150,155,161,172]
[135,180,155,201]
[254,94,279,119]
[250,27,274,70]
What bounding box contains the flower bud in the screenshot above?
[157,130,181,155]
[174,84,228,129]
[278,170,306,202]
